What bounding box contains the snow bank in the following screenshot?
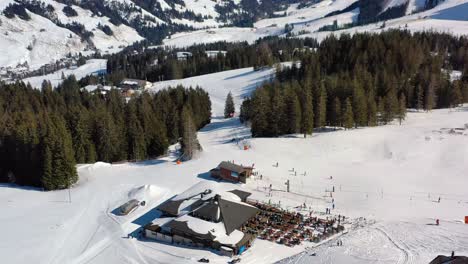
[128,184,164,201]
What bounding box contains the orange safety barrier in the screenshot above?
[244,145,249,150]
[176,160,181,165]
[465,216,468,224]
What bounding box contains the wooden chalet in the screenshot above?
[210,161,253,183]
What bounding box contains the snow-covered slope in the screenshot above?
[2,65,468,264]
[0,10,85,69]
[162,0,468,48]
[23,59,107,89]
[2,0,467,68]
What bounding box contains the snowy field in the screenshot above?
[22,59,107,89]
[1,66,468,264]
[163,0,468,48]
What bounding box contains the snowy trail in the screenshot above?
[373,227,410,264]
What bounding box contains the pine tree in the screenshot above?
[352,84,367,127]
[425,76,436,111]
[268,87,285,136]
[126,99,146,161]
[397,94,407,125]
[332,97,341,127]
[343,98,354,129]
[284,89,301,134]
[181,107,200,161]
[383,90,398,124]
[300,87,313,137]
[251,88,270,137]
[41,114,77,190]
[415,84,424,110]
[450,81,462,108]
[41,119,57,190]
[53,114,77,188]
[463,82,468,103]
[224,92,235,118]
[367,93,377,126]
[316,83,327,128]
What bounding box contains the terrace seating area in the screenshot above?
[240,201,345,247]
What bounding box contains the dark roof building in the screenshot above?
[145,181,259,255]
[430,255,468,264]
[211,161,254,183]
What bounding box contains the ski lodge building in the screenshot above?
[143,182,259,256]
[210,161,253,183]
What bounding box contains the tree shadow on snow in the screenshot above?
[130,159,167,167]
[0,183,43,192]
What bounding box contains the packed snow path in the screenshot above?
[1,66,468,264]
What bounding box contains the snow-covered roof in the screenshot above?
[168,214,247,246]
[82,84,113,92]
[157,181,247,216]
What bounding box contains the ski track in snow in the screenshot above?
[373,227,410,264]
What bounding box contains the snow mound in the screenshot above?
[86,162,112,171]
[128,184,164,201]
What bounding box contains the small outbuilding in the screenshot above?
[210,161,253,183]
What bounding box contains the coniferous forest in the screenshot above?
[240,31,468,137]
[2,30,468,189]
[0,77,211,190]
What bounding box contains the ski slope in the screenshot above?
[1,65,468,264]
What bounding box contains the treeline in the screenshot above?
[241,30,468,137]
[105,37,318,85]
[0,77,211,190]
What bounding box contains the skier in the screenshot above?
[436,219,440,226]
[438,196,441,203]
[276,162,279,167]
[332,203,335,210]
[333,186,335,192]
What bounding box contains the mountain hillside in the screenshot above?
[0,0,464,72]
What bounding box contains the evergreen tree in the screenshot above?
[450,81,462,108]
[382,90,398,124]
[367,92,377,126]
[180,107,200,160]
[415,84,424,110]
[331,97,341,127]
[397,94,407,125]
[352,84,367,127]
[343,98,354,129]
[316,83,327,128]
[126,99,146,161]
[268,87,285,136]
[300,87,314,137]
[284,89,301,134]
[251,88,270,137]
[41,114,77,190]
[462,82,468,103]
[224,91,235,118]
[425,77,436,111]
